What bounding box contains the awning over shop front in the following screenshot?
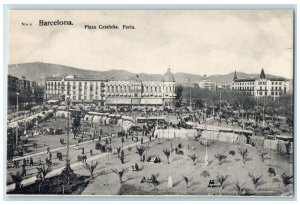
[140,98,163,105]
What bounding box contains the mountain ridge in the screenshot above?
[8,62,287,85]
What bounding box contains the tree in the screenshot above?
[182,176,192,188]
[111,168,128,184]
[60,159,75,185]
[36,164,52,182]
[136,146,146,161]
[10,171,23,191]
[248,172,265,190]
[71,114,81,139]
[187,154,198,166]
[163,149,171,164]
[214,153,227,165]
[216,172,230,190]
[233,180,254,196]
[82,161,98,179]
[238,147,251,165]
[258,149,269,162]
[34,85,45,103]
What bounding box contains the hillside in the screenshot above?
[8,62,285,85]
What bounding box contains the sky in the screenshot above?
[9,10,294,78]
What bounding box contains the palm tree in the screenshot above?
[281,173,293,187]
[136,146,146,161]
[187,154,198,166]
[10,171,23,191]
[36,164,52,182]
[233,180,254,196]
[238,147,251,165]
[214,153,227,165]
[151,173,160,186]
[112,168,128,183]
[258,149,269,162]
[182,176,193,188]
[82,161,99,179]
[163,149,172,164]
[248,172,265,190]
[216,172,230,189]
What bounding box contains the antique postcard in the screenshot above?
[6,10,294,196]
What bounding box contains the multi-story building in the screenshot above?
[199,75,217,91]
[45,75,106,106]
[8,75,34,93]
[8,75,19,92]
[45,68,176,107]
[232,68,290,99]
[105,68,176,107]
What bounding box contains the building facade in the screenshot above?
[232,69,291,99]
[45,68,176,107]
[198,74,218,91]
[45,75,106,105]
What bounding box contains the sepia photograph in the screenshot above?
[5,9,294,197]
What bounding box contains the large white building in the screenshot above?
[231,68,291,99]
[105,68,176,107]
[45,75,106,105]
[45,68,176,107]
[198,74,218,91]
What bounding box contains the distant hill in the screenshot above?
[8,62,286,86]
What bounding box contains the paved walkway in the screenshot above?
[11,137,106,162]
[7,138,148,193]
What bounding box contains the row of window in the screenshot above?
[258,81,267,85]
[47,81,105,87]
[235,82,255,85]
[272,81,282,85]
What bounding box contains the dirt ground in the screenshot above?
[77,138,293,196]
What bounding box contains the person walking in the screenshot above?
[22,165,26,177]
[22,159,26,167]
[30,157,34,166]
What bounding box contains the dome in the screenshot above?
[163,68,175,82]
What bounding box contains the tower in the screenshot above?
[233,70,237,80]
[260,68,266,79]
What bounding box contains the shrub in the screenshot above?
[200,170,210,178]
[281,173,293,186]
[248,172,265,189]
[229,150,235,156]
[268,167,276,177]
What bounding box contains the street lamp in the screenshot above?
[15,92,19,152]
[218,86,222,113]
[167,145,173,188]
[66,95,70,164]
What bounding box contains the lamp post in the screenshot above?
[167,145,173,188]
[66,95,70,164]
[15,92,19,152]
[205,139,209,166]
[219,86,222,113]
